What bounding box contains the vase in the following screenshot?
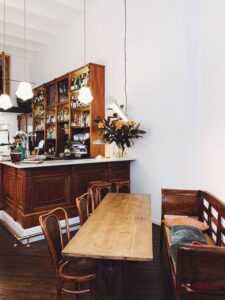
[113,144,126,158]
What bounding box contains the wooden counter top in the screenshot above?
[0,157,135,169]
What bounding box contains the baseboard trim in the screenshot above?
[152,219,161,226]
[0,210,80,245]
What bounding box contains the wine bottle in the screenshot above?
[70,78,75,91]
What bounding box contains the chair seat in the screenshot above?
[110,179,130,184]
[88,180,112,188]
[59,257,97,281]
[110,179,130,193]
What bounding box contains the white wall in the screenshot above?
[10,55,28,106]
[89,0,201,222]
[198,0,225,201]
[29,15,83,86]
[85,0,200,223]
[29,0,201,223]
[0,112,18,144]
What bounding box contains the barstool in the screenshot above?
[110,179,130,193]
[88,180,112,209]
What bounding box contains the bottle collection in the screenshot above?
[71,112,90,128]
[47,142,56,155]
[57,108,69,122]
[70,73,89,91]
[46,113,56,124]
[34,119,44,131]
[46,126,56,139]
[32,64,103,157]
[70,95,88,109]
[33,91,44,103]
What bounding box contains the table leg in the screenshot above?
[99,260,123,300]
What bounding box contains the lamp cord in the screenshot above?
[3,0,5,54]
[24,0,27,81]
[84,0,86,65]
[2,0,6,90]
[124,0,128,115]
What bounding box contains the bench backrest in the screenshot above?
[201,191,225,247]
[161,189,225,246]
[161,189,202,219]
[176,244,225,296]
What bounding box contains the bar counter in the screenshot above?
[0,157,134,228]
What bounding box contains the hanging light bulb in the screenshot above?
[16,81,33,100]
[78,86,93,105]
[78,0,93,104]
[15,0,33,101]
[0,94,12,110]
[0,0,12,110]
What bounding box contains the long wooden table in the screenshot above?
[62,193,153,261]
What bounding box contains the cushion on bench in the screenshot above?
[162,217,208,231]
[164,224,215,272]
[170,225,207,262]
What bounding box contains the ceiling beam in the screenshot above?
[0,43,36,57]
[0,3,69,36]
[0,21,57,44]
[0,33,45,52]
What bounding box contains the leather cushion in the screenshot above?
[162,217,208,231]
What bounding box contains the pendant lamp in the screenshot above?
[0,0,12,110]
[15,0,33,101]
[78,0,93,104]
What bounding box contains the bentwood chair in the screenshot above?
[39,207,97,300]
[88,180,112,209]
[76,192,95,226]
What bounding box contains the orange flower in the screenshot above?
[116,120,123,129]
[126,120,133,126]
[98,122,104,129]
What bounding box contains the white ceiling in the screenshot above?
[0,0,83,57]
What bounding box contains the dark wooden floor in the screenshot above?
[0,223,173,300]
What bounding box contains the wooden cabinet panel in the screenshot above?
[72,163,108,199]
[1,161,131,228]
[2,166,17,218]
[31,174,70,210]
[108,161,130,180]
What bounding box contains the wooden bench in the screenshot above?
[161,189,225,300]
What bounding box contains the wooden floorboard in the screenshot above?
[0,223,173,300]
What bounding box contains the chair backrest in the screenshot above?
[88,186,99,210]
[39,207,71,271]
[76,192,94,225]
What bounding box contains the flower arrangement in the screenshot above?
[94,114,146,154]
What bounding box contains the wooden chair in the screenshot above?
[39,207,97,300]
[110,179,130,193]
[88,180,112,208]
[76,192,95,225]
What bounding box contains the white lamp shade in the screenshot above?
[78,86,93,104]
[16,81,34,100]
[0,94,13,110]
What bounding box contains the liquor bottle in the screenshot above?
[75,77,79,90]
[70,78,75,91]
